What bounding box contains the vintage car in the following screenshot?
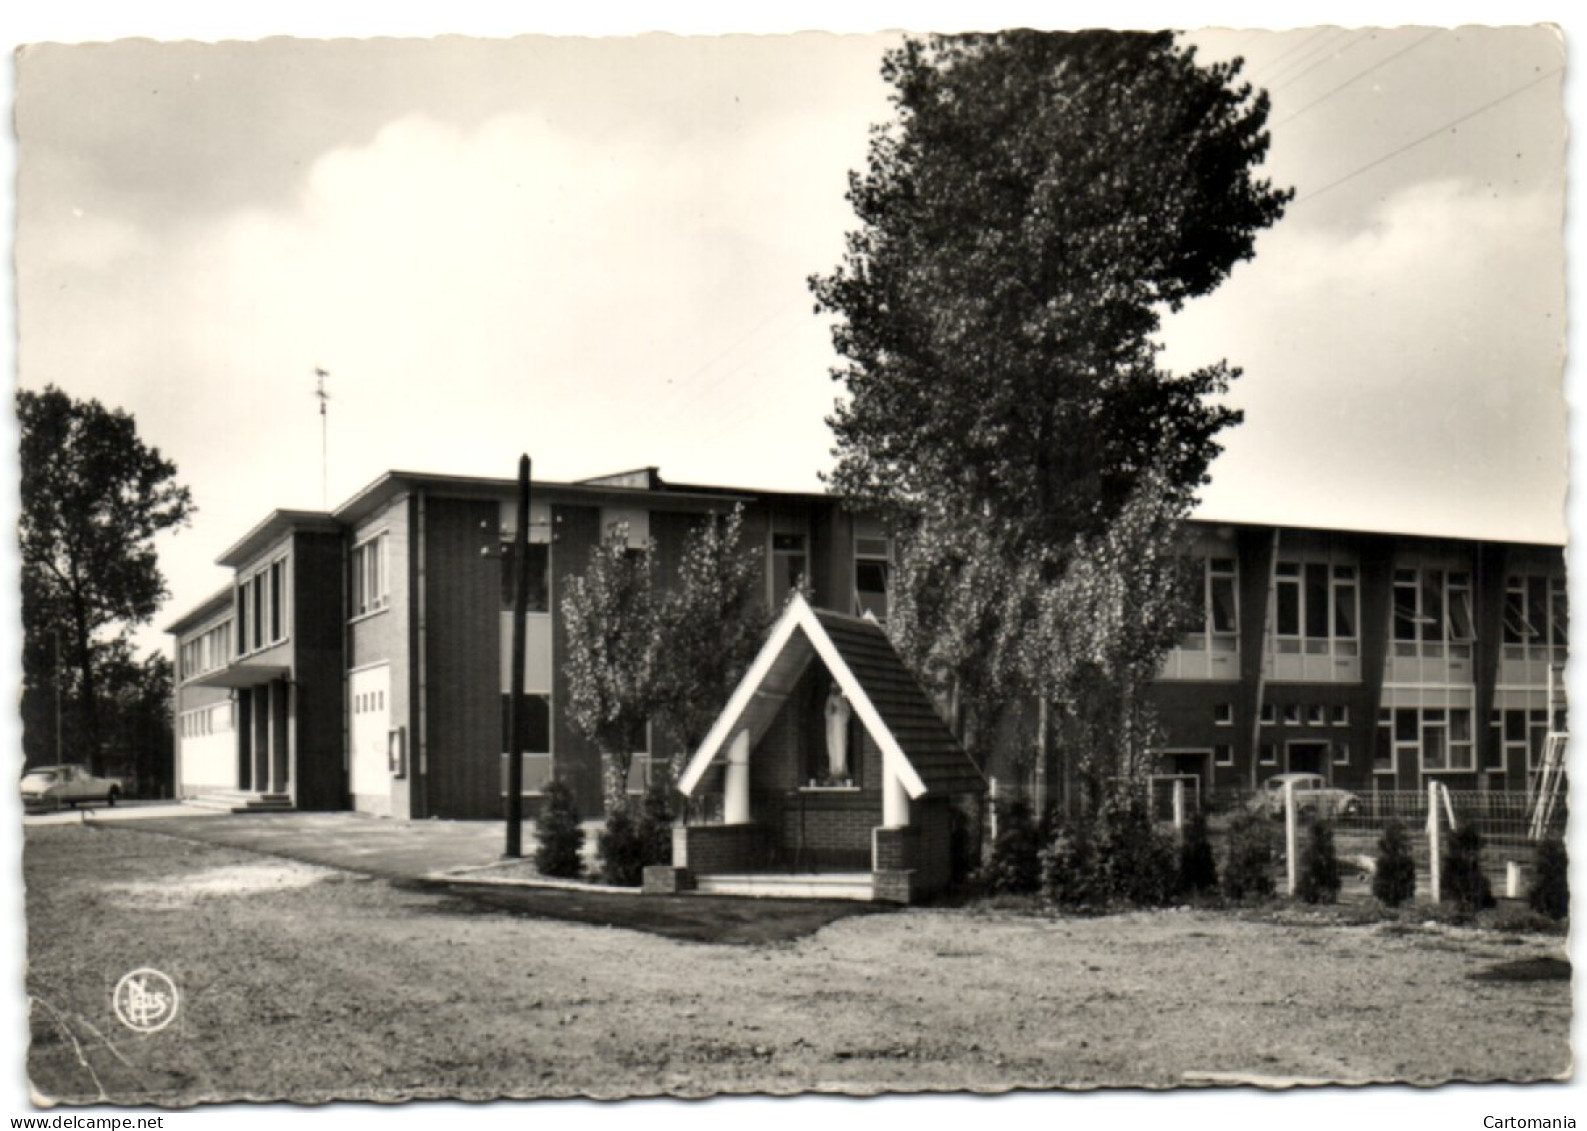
[20,763,124,810]
[1247,772,1360,820]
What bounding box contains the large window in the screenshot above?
[1393,567,1473,659]
[1503,573,1567,660]
[237,557,289,655]
[1274,560,1357,656]
[771,532,807,609]
[854,535,891,621]
[1382,706,1474,773]
[179,621,232,682]
[1490,707,1551,772]
[1181,556,1238,653]
[350,532,390,618]
[500,543,550,613]
[500,693,551,754]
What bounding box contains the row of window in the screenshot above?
[236,557,289,657]
[350,532,390,618]
[1183,557,1565,656]
[179,622,232,682]
[179,703,234,739]
[1211,702,1352,727]
[354,688,386,715]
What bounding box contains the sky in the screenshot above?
[1,3,1581,1127]
[9,16,1569,658]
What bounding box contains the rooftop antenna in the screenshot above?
[314,367,330,508]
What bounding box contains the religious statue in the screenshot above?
[825,683,852,780]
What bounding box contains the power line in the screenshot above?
[1242,27,1335,82]
[1275,29,1441,127]
[1266,29,1370,96]
[1295,66,1562,205]
[1262,28,1351,88]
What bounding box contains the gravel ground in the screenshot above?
[23,823,1571,1105]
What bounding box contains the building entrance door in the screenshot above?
[1286,741,1330,776]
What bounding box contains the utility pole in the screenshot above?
[52,626,63,765]
[314,368,331,508]
[505,454,531,857]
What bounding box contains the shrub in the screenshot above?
[1041,819,1098,908]
[1176,810,1219,896]
[597,803,647,886]
[1222,812,1276,901]
[1295,817,1341,904]
[1042,796,1178,910]
[981,797,1043,894]
[1092,796,1179,907]
[635,776,675,868]
[1372,820,1417,907]
[533,778,585,879]
[1442,824,1495,913]
[1528,838,1569,921]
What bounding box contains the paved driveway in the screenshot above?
[116,810,564,881]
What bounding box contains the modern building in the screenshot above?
[168,466,1566,821]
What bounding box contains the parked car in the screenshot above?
[1247,772,1359,819]
[20,764,124,811]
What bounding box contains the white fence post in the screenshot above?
[1284,778,1298,897]
[988,776,999,844]
[1172,778,1185,834]
[1428,780,1442,904]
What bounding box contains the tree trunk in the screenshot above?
[70,605,101,776]
[602,749,633,815]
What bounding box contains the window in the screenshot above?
[1259,743,1278,766]
[1214,744,1234,767]
[1492,707,1551,772]
[500,543,550,613]
[1274,559,1358,656]
[500,693,552,755]
[1282,704,1301,726]
[1391,706,1475,772]
[237,557,289,655]
[1331,704,1350,727]
[1375,709,1395,774]
[1259,703,1275,726]
[854,535,891,621]
[1213,703,1233,726]
[1304,704,1326,727]
[1395,567,1474,659]
[1182,556,1239,653]
[1504,573,1568,659]
[771,532,807,609]
[350,533,389,618]
[1333,741,1351,766]
[180,621,233,682]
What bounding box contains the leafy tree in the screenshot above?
[980,796,1043,894]
[811,30,1289,550]
[649,506,766,775]
[813,32,1288,806]
[18,386,195,774]
[1372,820,1417,907]
[561,527,659,814]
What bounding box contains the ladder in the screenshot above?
[1528,731,1567,840]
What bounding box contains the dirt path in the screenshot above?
[23,824,1571,1104]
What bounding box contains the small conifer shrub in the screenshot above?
[1295,817,1341,904]
[1442,824,1495,913]
[534,778,585,879]
[1222,811,1276,901]
[981,798,1043,894]
[1371,820,1417,907]
[597,803,647,886]
[1177,810,1219,896]
[1528,838,1569,921]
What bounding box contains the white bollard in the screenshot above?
[1428,781,1442,904]
[1507,860,1524,899]
[1173,779,1185,833]
[1285,778,1298,897]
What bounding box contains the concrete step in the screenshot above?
[694,872,874,901]
[185,791,294,814]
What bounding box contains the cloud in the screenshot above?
[1159,176,1565,543]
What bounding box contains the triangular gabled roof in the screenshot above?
[677,593,985,799]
